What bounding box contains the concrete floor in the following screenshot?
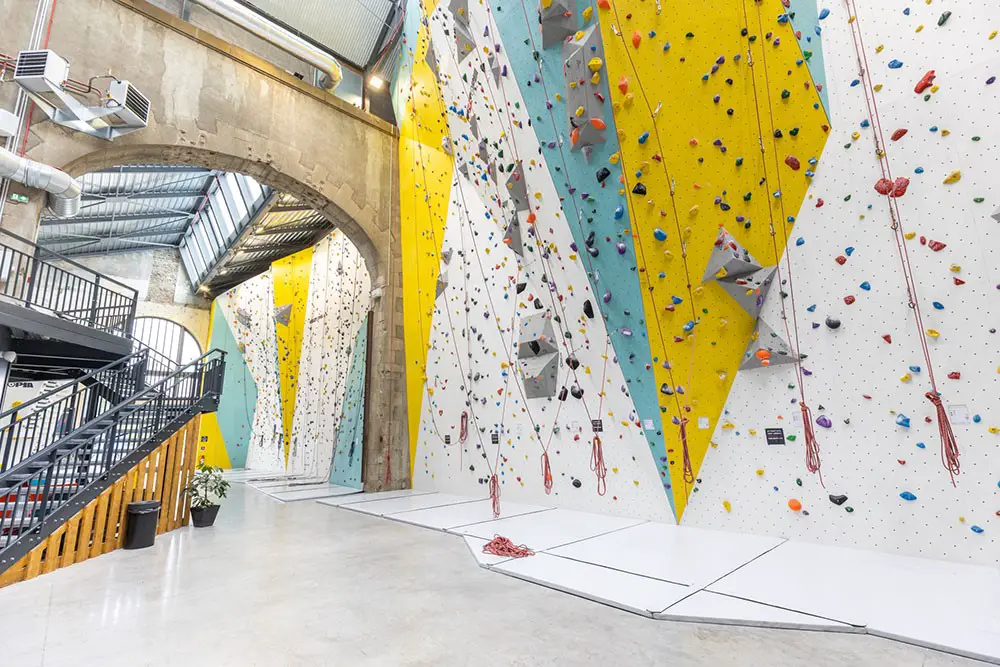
[0,484,984,667]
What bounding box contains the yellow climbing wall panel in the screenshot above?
[399,9,455,473]
[598,0,829,517]
[272,247,314,467]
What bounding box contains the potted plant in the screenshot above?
[184,463,230,527]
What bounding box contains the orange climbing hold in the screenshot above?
[788,498,803,511]
[590,118,607,130]
[597,0,610,8]
[631,31,642,48]
[570,127,580,145]
[617,75,628,95]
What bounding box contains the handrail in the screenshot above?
[0,349,225,554]
[0,352,149,473]
[0,227,139,336]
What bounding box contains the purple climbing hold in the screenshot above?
[603,290,612,303]
[815,415,833,428]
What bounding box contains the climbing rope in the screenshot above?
[482,534,535,558]
[844,0,959,483]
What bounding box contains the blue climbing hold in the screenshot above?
[932,301,944,310]
[888,60,903,69]
[909,365,922,373]
[614,205,624,220]
[818,7,830,19]
[971,525,984,534]
[850,79,860,87]
[653,228,667,241]
[915,166,925,174]
[896,414,911,428]
[900,491,917,501]
[916,442,926,449]
[903,7,910,15]
[973,414,982,423]
[671,295,684,305]
[845,246,855,256]
[796,237,805,246]
[807,304,817,312]
[860,281,871,291]
[638,132,650,144]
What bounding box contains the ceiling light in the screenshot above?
[368,76,384,90]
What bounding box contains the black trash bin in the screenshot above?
[124,500,161,550]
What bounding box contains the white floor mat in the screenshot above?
[456,509,645,552]
[339,492,479,517]
[316,489,431,507]
[658,591,857,631]
[391,499,552,531]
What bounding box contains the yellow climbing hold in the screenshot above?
[943,170,962,184]
[926,328,941,338]
[588,57,604,72]
[904,231,917,240]
[901,372,912,383]
[851,131,861,140]
[755,469,765,476]
[723,500,732,512]
[689,205,699,216]
[990,30,998,40]
[989,426,1000,434]
[609,152,620,164]
[874,83,883,92]
[590,72,601,85]
[916,24,924,32]
[949,264,961,272]
[575,105,585,117]
[582,6,593,21]
[875,44,884,53]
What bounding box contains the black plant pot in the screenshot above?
[190,504,220,527]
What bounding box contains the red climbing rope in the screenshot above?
[482,534,534,558]
[460,411,469,443]
[590,435,607,496]
[799,403,823,482]
[489,473,501,518]
[927,392,960,483]
[845,0,959,483]
[541,450,553,495]
[678,417,695,485]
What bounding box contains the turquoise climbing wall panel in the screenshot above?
[330,320,368,489]
[787,0,831,117]
[492,2,675,517]
[208,304,259,469]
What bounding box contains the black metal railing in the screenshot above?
[0,228,138,336]
[0,349,225,553]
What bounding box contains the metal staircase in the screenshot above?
[0,348,225,567]
[0,228,226,574]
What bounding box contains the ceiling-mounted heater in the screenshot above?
[12,50,149,140]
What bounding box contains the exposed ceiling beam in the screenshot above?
[253,223,330,236]
[94,166,213,174]
[40,226,189,246]
[194,191,279,289]
[81,189,208,201]
[270,204,315,213]
[40,212,195,226]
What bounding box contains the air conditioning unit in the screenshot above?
[11,50,149,141]
[13,50,69,94]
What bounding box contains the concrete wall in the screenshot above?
[0,0,409,488]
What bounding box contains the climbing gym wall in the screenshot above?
[199,231,372,480]
[682,0,999,566]
[396,0,998,550]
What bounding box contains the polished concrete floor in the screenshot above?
[1,484,984,667]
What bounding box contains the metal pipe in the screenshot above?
[187,0,343,90]
[0,146,81,217]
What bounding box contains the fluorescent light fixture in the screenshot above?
[368,75,384,90]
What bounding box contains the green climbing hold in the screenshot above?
[685,32,695,39]
[795,478,803,486]
[844,194,852,201]
[803,50,813,61]
[781,89,791,99]
[787,434,797,442]
[789,127,800,136]
[845,506,854,513]
[743,192,752,202]
[938,11,951,26]
[735,157,744,166]
[972,136,981,141]
[974,197,985,203]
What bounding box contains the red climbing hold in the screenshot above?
[928,240,947,251]
[617,75,628,95]
[890,177,910,198]
[891,128,909,141]
[919,236,927,245]
[882,334,892,343]
[597,0,610,8]
[631,31,642,48]
[874,178,893,195]
[815,198,824,208]
[915,70,936,94]
[898,459,906,465]
[947,371,961,380]
[844,295,856,305]
[835,255,847,265]
[953,277,966,285]
[784,155,801,170]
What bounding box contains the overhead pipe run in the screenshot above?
[187,0,343,90]
[0,147,81,218]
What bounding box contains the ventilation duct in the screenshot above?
[187,0,343,90]
[0,147,81,218]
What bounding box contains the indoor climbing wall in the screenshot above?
[682,1,999,566]
[201,232,373,479]
[404,0,674,521]
[330,322,370,489]
[198,302,260,469]
[288,232,372,480]
[216,271,285,471]
[394,0,456,471]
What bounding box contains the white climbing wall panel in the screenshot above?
[218,272,285,472]
[411,0,672,522]
[288,232,372,478]
[683,0,1000,566]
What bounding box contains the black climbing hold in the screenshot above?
[596,167,611,183]
[632,183,647,196]
[558,386,568,401]
[566,355,581,370]
[570,384,584,399]
[829,494,848,506]
[516,282,527,294]
[583,299,595,318]
[825,316,841,330]
[572,478,582,488]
